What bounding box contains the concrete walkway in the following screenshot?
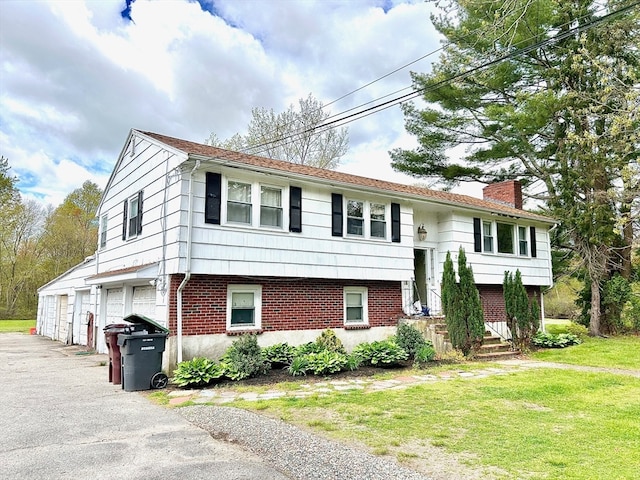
[166,358,640,406]
[0,333,290,480]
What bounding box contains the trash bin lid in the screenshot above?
[123,313,169,334]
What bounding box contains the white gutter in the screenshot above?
[176,160,200,364]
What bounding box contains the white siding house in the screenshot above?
[36,129,555,370]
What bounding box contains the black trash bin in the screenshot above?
[116,314,170,392]
[103,323,129,384]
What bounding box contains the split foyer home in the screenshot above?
[36,129,555,369]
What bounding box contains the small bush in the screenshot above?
[532,332,582,348]
[287,356,309,376]
[304,350,350,375]
[353,340,409,367]
[294,341,325,356]
[315,329,346,353]
[262,342,296,368]
[565,322,589,340]
[221,334,271,381]
[172,357,224,388]
[396,323,429,358]
[413,343,437,367]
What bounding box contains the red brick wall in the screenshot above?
[478,284,542,322]
[483,180,523,209]
[167,274,403,336]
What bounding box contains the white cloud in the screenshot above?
[0,0,444,207]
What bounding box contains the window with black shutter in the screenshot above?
[289,186,302,232]
[391,203,400,243]
[530,226,537,257]
[331,193,343,237]
[473,218,482,252]
[205,172,222,224]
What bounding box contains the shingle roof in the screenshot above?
[140,130,554,223]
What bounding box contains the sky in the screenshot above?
[1,0,480,207]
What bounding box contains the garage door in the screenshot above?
[74,290,92,346]
[132,286,156,319]
[57,295,69,343]
[105,288,124,326]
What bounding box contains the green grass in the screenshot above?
[0,319,36,333]
[531,335,640,370]
[225,336,640,480]
[235,368,640,480]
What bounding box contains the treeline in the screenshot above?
[0,157,101,318]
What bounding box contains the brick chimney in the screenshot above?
[483,180,523,209]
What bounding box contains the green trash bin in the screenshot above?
[116,314,169,392]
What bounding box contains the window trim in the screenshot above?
[518,226,528,256]
[343,287,368,326]
[226,285,262,331]
[123,191,143,240]
[346,199,365,237]
[496,221,515,254]
[474,217,534,257]
[100,214,108,248]
[226,180,253,225]
[260,185,283,229]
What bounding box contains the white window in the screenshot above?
[370,203,386,238]
[483,221,493,253]
[227,285,262,330]
[260,186,282,228]
[496,222,515,254]
[227,181,252,224]
[100,214,108,248]
[344,287,368,325]
[347,200,364,236]
[127,193,141,238]
[518,226,528,256]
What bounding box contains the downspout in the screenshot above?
[176,160,200,364]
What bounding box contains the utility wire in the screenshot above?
[243,1,638,158]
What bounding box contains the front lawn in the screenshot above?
[531,335,640,370]
[0,319,36,333]
[234,366,640,480]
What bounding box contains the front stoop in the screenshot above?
[476,332,520,361]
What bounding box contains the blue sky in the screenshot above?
[0,0,469,207]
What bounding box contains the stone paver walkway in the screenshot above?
[166,359,640,406]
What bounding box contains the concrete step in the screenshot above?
[476,350,521,361]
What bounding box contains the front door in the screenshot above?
[413,248,440,315]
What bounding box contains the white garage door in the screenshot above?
[132,286,156,319]
[56,295,69,343]
[75,290,92,346]
[105,288,124,326]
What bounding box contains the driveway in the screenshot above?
[0,333,290,480]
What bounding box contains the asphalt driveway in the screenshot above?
[0,333,290,480]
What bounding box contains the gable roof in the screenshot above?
[138,130,554,224]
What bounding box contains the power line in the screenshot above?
[243,1,638,158]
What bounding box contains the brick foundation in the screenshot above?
[167,274,403,336]
[478,284,542,323]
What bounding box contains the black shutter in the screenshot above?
[331,193,343,237]
[205,172,222,224]
[473,218,482,252]
[136,190,144,235]
[530,226,537,257]
[122,199,128,240]
[289,186,302,232]
[391,203,401,243]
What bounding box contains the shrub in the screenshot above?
[304,350,350,375]
[532,332,582,348]
[396,323,428,358]
[413,343,437,367]
[565,322,589,340]
[315,329,346,353]
[294,341,325,356]
[353,340,409,367]
[172,357,224,388]
[262,342,296,368]
[220,334,270,381]
[287,356,309,377]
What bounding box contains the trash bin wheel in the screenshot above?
[151,372,168,389]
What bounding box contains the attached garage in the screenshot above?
[105,288,124,325]
[132,286,157,319]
